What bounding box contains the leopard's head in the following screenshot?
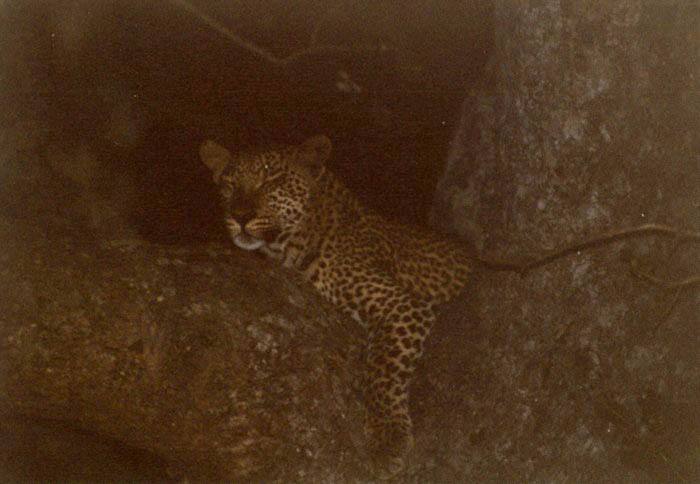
[200,135,332,252]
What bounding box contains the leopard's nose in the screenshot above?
[231,197,256,227]
[234,211,255,227]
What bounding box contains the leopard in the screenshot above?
[200,134,477,479]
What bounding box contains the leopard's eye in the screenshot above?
[221,183,233,198]
[261,172,286,190]
[266,168,283,181]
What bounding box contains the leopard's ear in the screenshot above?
[297,135,332,173]
[199,140,231,184]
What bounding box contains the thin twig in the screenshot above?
[631,266,700,290]
[170,0,282,64]
[482,223,700,275]
[520,223,700,273]
[652,288,682,334]
[170,0,389,67]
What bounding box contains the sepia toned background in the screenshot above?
[1,1,698,481]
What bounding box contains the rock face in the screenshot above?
[435,1,698,253]
[0,222,366,482]
[427,1,700,481]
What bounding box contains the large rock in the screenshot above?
[427,1,699,481]
[0,221,366,482]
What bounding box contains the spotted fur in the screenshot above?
[200,135,474,478]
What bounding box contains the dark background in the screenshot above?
[2,0,492,243]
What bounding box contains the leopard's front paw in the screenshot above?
[366,420,414,480]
